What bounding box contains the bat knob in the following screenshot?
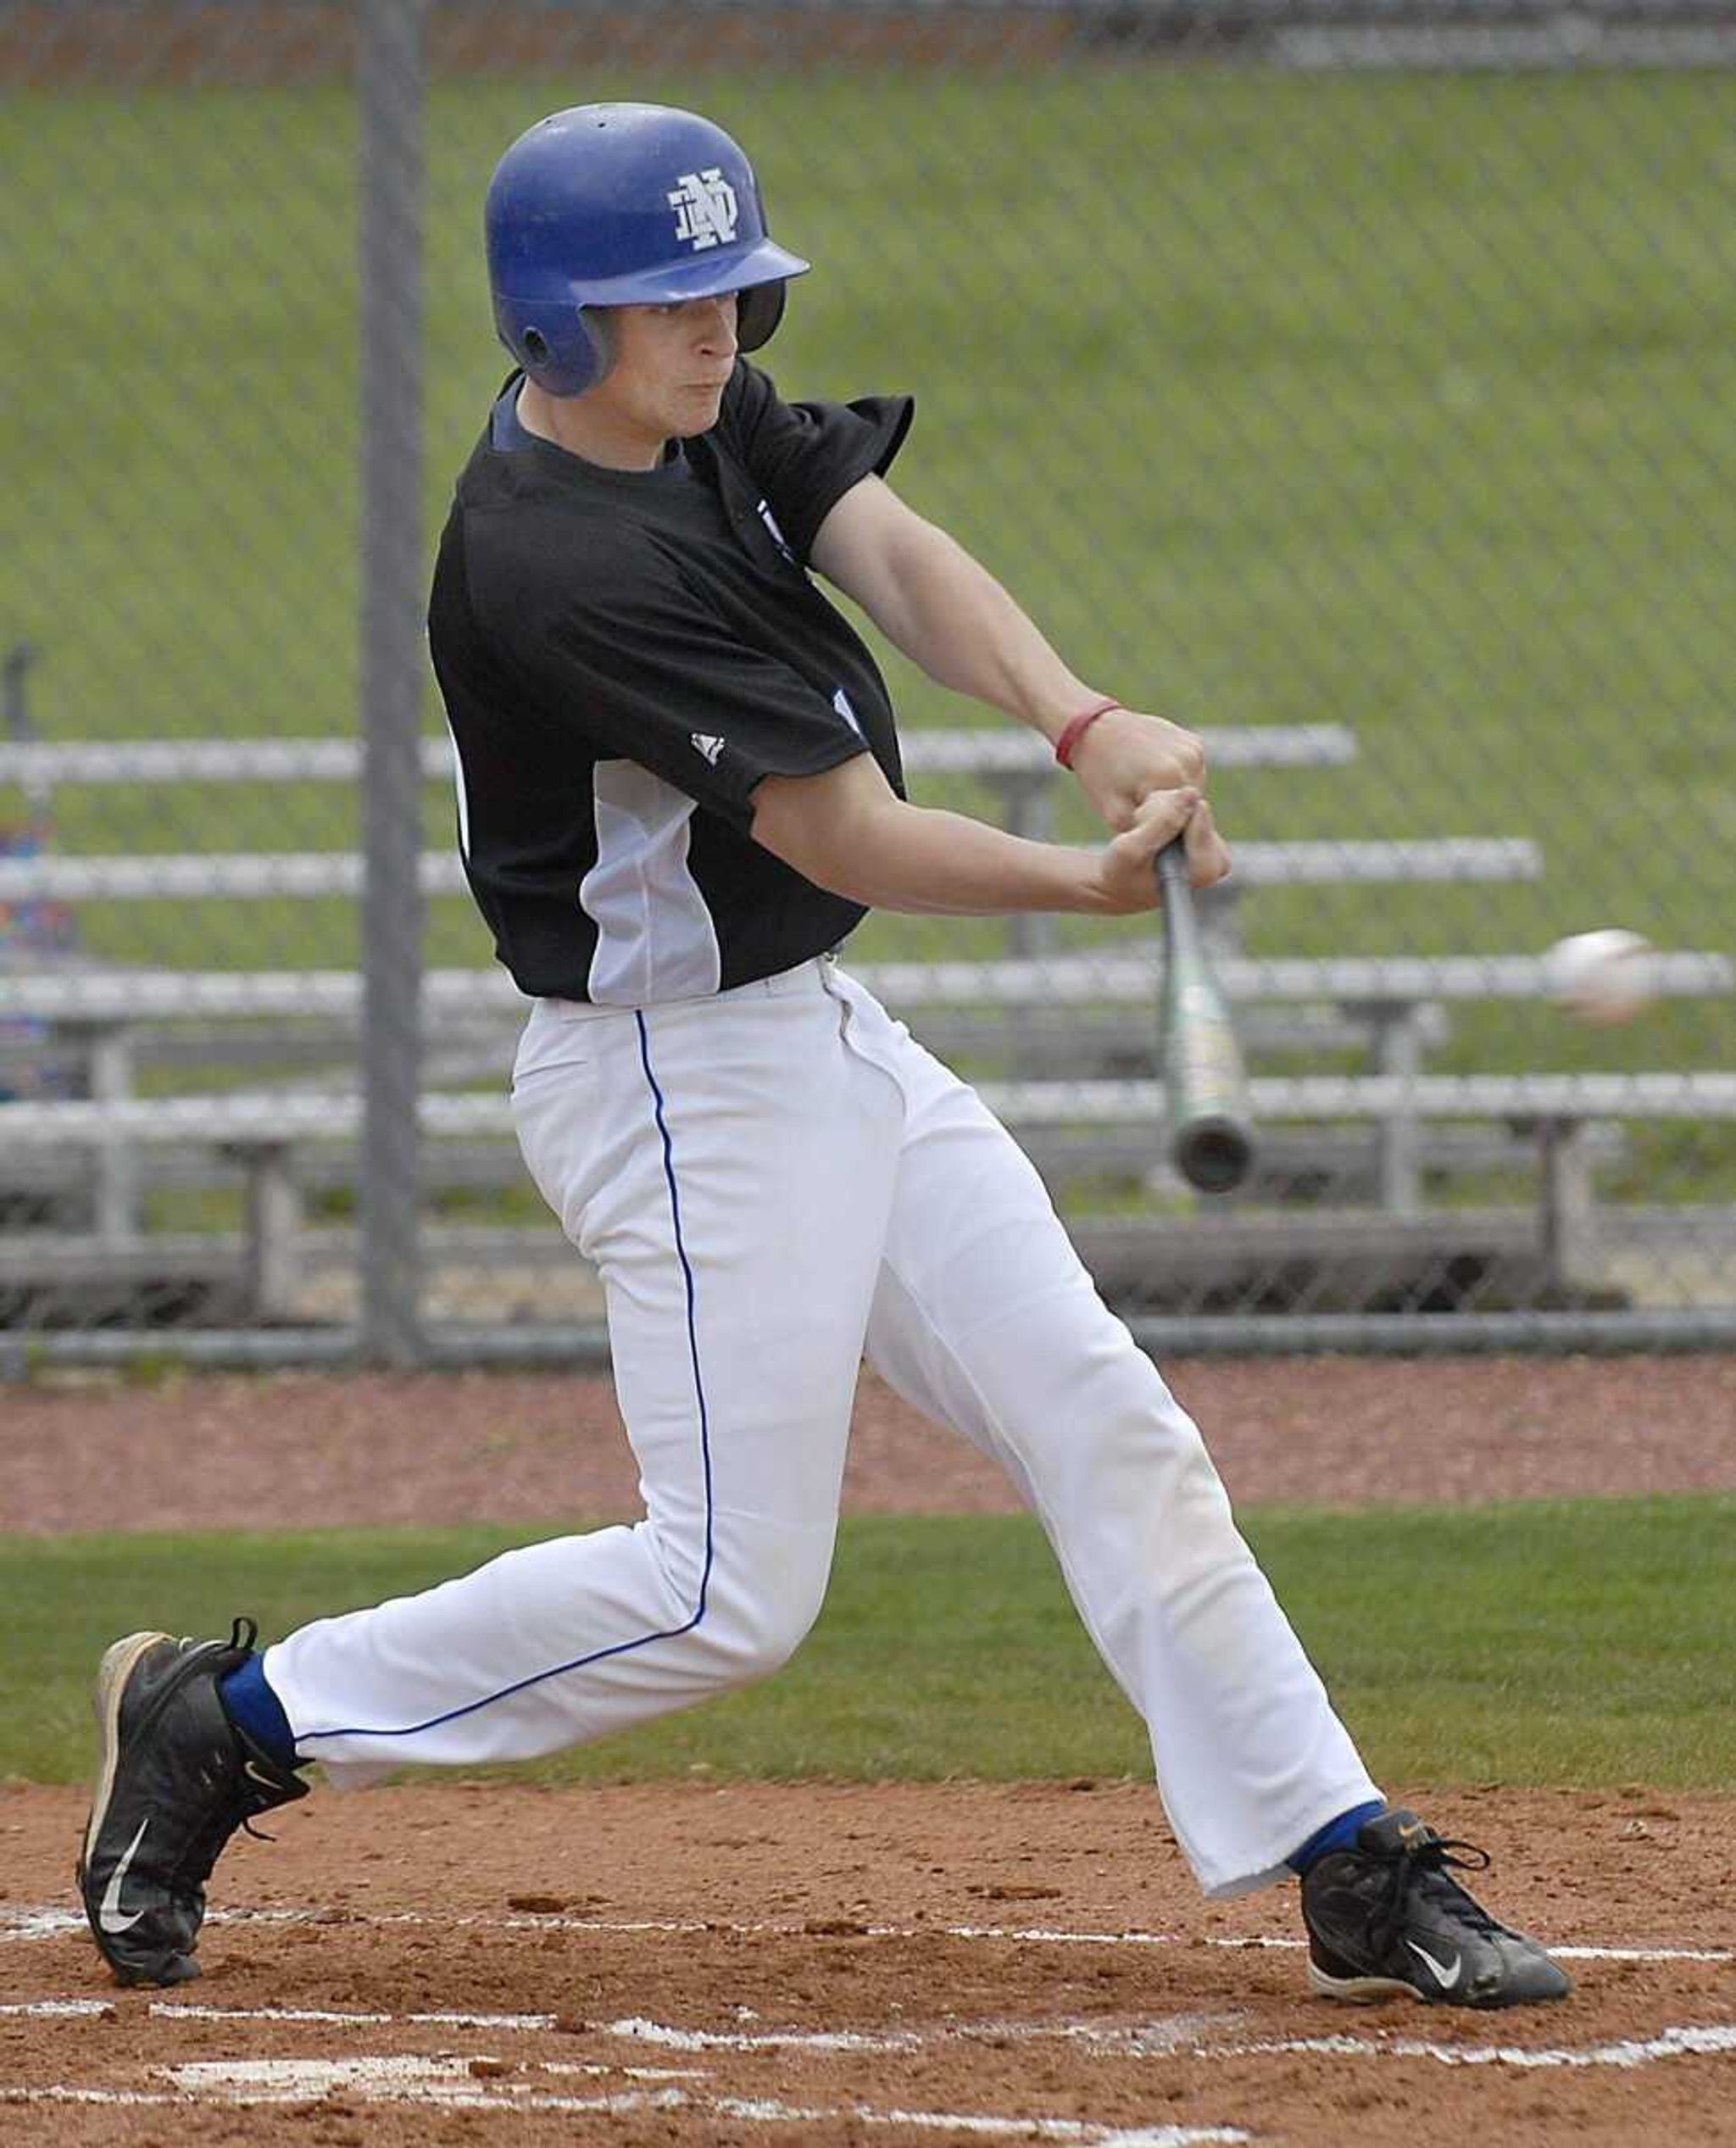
[1171,1116,1255,1194]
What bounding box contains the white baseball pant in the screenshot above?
[264,956,1380,1897]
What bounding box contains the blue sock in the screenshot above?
[1287,1799,1386,1876]
[219,1654,301,1772]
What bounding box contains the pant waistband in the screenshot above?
[537,954,834,1023]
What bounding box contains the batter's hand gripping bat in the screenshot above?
[1154,836,1256,1194]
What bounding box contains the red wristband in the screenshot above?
[1053,697,1122,769]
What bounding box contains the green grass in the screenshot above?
[1,65,1731,1175]
[5,1497,1732,1790]
[3,74,1733,932]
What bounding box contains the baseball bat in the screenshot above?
[1154,835,1256,1194]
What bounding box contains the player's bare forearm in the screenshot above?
[787,802,1102,916]
[810,476,1206,831]
[812,481,1093,731]
[751,756,1228,916]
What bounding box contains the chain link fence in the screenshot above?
[2,0,1732,1366]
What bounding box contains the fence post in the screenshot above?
[357,0,428,1365]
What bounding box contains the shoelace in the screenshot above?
[169,1750,292,1889]
[1372,1828,1502,1952]
[171,1618,293,1878]
[225,1613,305,1845]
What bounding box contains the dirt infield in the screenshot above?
[4,1781,1733,2146]
[3,1355,1733,2141]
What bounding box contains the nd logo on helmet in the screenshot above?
[668,169,740,252]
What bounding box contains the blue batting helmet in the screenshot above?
[485,103,810,398]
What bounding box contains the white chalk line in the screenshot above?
[0,1995,1245,2056]
[7,1988,1735,2076]
[1555,1944,1736,1963]
[0,1996,560,2031]
[3,1900,1728,1964]
[8,1991,1735,2145]
[5,2055,1250,2145]
[604,2007,1249,2057]
[14,2018,1736,2135]
[1216,2023,1736,2072]
[160,2062,1249,2142]
[16,1993,1736,2063]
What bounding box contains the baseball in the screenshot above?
[1544,928,1658,1026]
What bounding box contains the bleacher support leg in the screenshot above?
[239,1143,303,1324]
[1371,1001,1422,1215]
[87,1027,140,1243]
[1538,1116,1598,1294]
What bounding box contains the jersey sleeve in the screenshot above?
[520,546,871,828]
[717,360,915,564]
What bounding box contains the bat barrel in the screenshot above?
[1155,832,1257,1194]
[1171,1112,1255,1195]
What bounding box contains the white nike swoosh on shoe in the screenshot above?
[97,1816,151,1937]
[1406,1937,1462,1989]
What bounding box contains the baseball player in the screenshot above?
[78,104,1569,2012]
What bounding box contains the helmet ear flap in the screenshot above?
[496,299,612,397]
[737,280,786,353]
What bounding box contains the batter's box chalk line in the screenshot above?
[0,1998,1257,2053]
[5,1993,1736,2078]
[1211,2024,1736,2072]
[8,2053,1254,2148]
[2,1899,1730,1965]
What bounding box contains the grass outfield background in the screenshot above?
[4,75,1732,936]
[1,63,1732,1191]
[6,1496,1733,1791]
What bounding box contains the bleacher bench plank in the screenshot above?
[854,950,1732,1010]
[977,1071,1736,1127]
[0,1120,1625,1199]
[0,724,1356,793]
[0,837,1545,906]
[0,1209,1549,1292]
[4,1071,1732,1151]
[3,949,1727,1023]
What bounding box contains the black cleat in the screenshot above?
[1301,1807,1572,2009]
[76,1618,307,1988]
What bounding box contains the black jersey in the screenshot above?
[427,359,914,1004]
